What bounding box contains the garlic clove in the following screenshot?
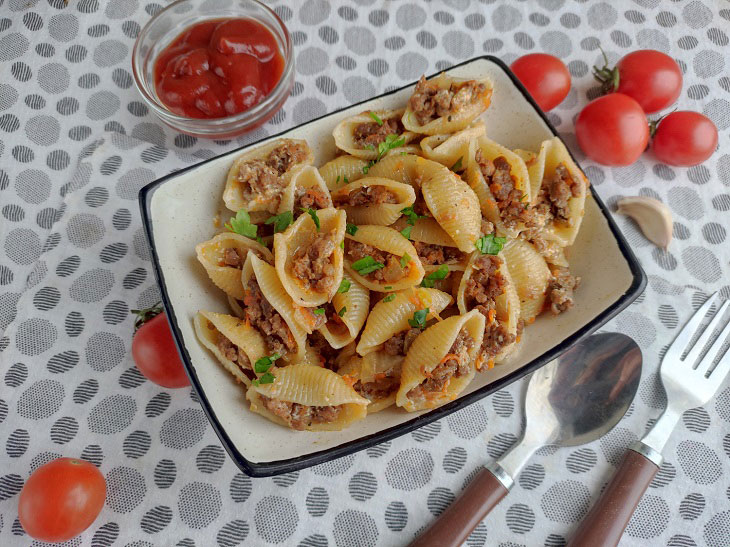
[616,196,673,250]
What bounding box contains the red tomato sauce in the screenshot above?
[154,18,285,119]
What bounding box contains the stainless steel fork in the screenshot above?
[569,292,730,547]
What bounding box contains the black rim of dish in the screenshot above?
[139,55,648,477]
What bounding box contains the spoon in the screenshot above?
[409,332,642,547]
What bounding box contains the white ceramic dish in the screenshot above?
[140,56,646,477]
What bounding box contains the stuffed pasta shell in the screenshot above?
[501,238,551,323]
[316,272,369,349]
[457,252,521,365]
[344,225,425,291]
[241,254,308,361]
[274,207,346,307]
[319,155,368,191]
[333,109,415,159]
[338,351,404,413]
[193,311,267,385]
[402,74,493,135]
[418,157,481,252]
[277,165,332,214]
[195,232,273,300]
[331,177,416,226]
[396,309,485,411]
[223,138,314,213]
[393,217,469,273]
[246,364,369,431]
[419,122,485,170]
[465,136,531,238]
[366,153,421,188]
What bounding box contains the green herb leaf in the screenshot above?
[336,175,340,183]
[346,223,358,236]
[383,294,396,302]
[337,279,351,293]
[400,253,411,268]
[225,209,258,240]
[450,156,463,172]
[254,353,282,374]
[253,371,276,386]
[400,225,412,239]
[352,256,385,275]
[368,111,384,126]
[343,175,349,184]
[400,206,427,226]
[338,306,347,317]
[475,234,507,255]
[384,286,393,290]
[313,308,325,315]
[378,134,406,160]
[264,211,294,233]
[339,240,344,249]
[306,208,320,230]
[420,264,449,288]
[408,308,429,328]
[362,159,376,174]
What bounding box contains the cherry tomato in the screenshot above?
[18,458,106,542]
[575,93,649,166]
[131,303,190,388]
[594,49,682,114]
[652,111,718,167]
[510,53,571,112]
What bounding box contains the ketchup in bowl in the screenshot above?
[154,18,285,119]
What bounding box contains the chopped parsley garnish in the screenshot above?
[475,234,507,255]
[335,175,341,184]
[384,285,393,290]
[401,206,427,226]
[400,253,411,268]
[313,308,325,315]
[364,144,376,151]
[420,265,449,288]
[337,279,351,293]
[264,211,294,233]
[362,161,374,174]
[383,294,396,302]
[254,353,281,374]
[338,306,347,317]
[408,308,429,328]
[306,208,320,230]
[343,175,349,184]
[368,111,384,126]
[225,209,259,241]
[339,240,345,249]
[346,223,358,236]
[450,156,463,172]
[400,225,413,239]
[378,134,406,159]
[352,256,384,275]
[253,372,275,386]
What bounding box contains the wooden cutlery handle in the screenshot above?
[568,445,660,547]
[409,467,508,547]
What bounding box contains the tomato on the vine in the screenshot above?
[18,458,106,542]
[593,49,682,114]
[131,302,190,388]
[652,111,718,167]
[510,53,571,112]
[575,93,649,166]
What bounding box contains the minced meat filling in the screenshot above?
[407,329,474,399]
[382,327,421,356]
[237,142,308,204]
[346,240,408,283]
[291,231,337,293]
[475,150,529,229]
[413,241,464,266]
[464,255,506,308]
[353,118,404,148]
[309,330,340,370]
[244,280,296,355]
[215,331,251,370]
[334,185,399,207]
[266,142,308,174]
[323,303,348,337]
[476,305,515,359]
[222,247,244,268]
[354,374,400,401]
[295,186,331,211]
[409,76,487,126]
[547,266,580,315]
[542,163,582,222]
[260,395,342,430]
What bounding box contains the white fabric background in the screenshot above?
[0,1,729,546]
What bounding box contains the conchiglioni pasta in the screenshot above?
[223,138,314,213]
[317,272,370,349]
[331,177,416,226]
[333,109,415,159]
[318,155,368,191]
[501,238,551,323]
[277,165,333,214]
[338,351,404,413]
[246,364,369,431]
[419,122,485,169]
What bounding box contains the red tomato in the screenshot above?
[510,53,571,112]
[594,49,682,114]
[131,305,190,388]
[18,458,106,542]
[575,93,649,166]
[652,111,718,167]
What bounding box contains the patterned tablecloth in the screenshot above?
[1,0,729,545]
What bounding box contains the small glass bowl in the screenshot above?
[132,0,293,139]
